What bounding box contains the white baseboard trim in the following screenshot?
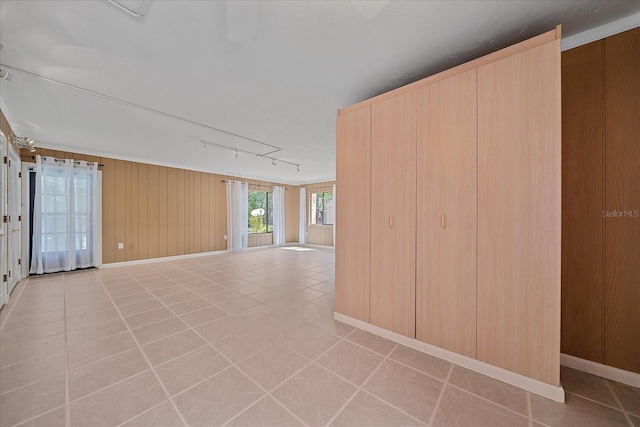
[560,353,640,388]
[334,312,565,403]
[99,249,229,268]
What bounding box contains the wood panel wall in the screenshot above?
[20,148,302,264]
[603,27,640,373]
[561,27,640,375]
[304,180,335,246]
[561,40,605,363]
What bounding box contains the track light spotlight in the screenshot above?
[297,165,300,172]
[235,151,239,159]
[272,159,276,166]
[0,68,13,81]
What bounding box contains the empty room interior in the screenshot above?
[0,1,639,426]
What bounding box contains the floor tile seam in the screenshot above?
[5,306,66,320]
[96,274,190,427]
[113,398,175,427]
[66,367,152,404]
[340,336,398,359]
[444,381,532,422]
[359,388,429,426]
[0,344,66,370]
[111,293,159,307]
[322,342,400,427]
[153,282,331,427]
[604,380,636,427]
[62,276,71,427]
[426,362,453,427]
[527,392,534,427]
[0,279,32,331]
[7,404,66,427]
[563,389,636,416]
[0,363,68,396]
[220,392,311,427]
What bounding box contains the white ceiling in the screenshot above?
[1,1,638,185]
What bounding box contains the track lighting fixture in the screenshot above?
[13,134,37,151]
[0,68,12,81]
[198,139,300,171]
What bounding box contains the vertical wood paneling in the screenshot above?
[114,160,127,262]
[125,162,133,261]
[371,91,417,338]
[194,172,202,253]
[176,168,186,255]
[216,178,227,251]
[147,165,159,259]
[561,40,605,363]
[189,171,196,253]
[18,144,306,265]
[138,164,148,259]
[209,175,217,250]
[200,173,210,252]
[416,70,477,357]
[101,158,116,264]
[167,168,178,257]
[604,27,640,374]
[477,40,561,386]
[130,162,139,261]
[158,166,168,258]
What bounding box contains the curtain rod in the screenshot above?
[31,155,105,167]
[221,180,288,190]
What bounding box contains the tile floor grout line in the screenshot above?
[322,343,409,427]
[95,272,190,427]
[0,278,31,331]
[427,362,454,427]
[604,379,636,427]
[148,286,313,427]
[129,271,288,426]
[145,266,341,427]
[63,274,71,427]
[114,398,174,427]
[527,392,534,427]
[9,404,67,427]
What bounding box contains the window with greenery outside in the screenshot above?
[310,191,334,225]
[248,190,273,233]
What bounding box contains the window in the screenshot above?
[310,191,333,225]
[248,190,273,233]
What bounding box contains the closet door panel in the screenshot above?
[604,27,640,374]
[416,69,477,357]
[561,40,604,363]
[477,40,561,386]
[371,91,417,338]
[335,106,371,322]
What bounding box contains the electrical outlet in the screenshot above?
[117,243,124,249]
[224,235,227,240]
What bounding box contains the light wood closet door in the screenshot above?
[416,69,477,357]
[335,106,371,322]
[477,39,561,386]
[370,91,417,338]
[604,27,640,374]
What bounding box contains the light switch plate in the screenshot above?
[118,243,124,249]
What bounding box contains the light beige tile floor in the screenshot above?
[0,245,638,427]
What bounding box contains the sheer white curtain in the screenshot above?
[272,186,286,245]
[30,156,101,274]
[332,183,336,247]
[226,180,248,252]
[299,188,307,244]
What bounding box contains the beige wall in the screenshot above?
[21,147,303,264]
